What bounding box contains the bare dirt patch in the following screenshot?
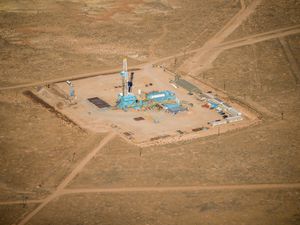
[34,65,254,146]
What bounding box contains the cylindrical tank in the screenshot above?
[146,91,176,102]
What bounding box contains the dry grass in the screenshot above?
[29,190,300,225]
[0,0,239,86]
[228,0,300,40]
[0,204,38,225]
[0,89,103,201]
[288,34,300,63]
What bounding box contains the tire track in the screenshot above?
[0,67,141,91]
[218,25,300,50]
[3,181,300,207]
[61,183,300,194]
[0,199,43,206]
[16,132,116,225]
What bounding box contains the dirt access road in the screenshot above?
[15,132,116,225]
[61,183,300,195]
[179,0,263,74]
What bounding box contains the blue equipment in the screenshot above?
[117,93,143,110]
[207,99,219,109]
[117,58,143,110]
[116,59,184,113]
[163,103,187,114]
[66,80,75,97]
[146,90,176,102]
[70,86,74,97]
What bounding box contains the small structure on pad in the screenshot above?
[88,97,110,109]
[174,75,202,94]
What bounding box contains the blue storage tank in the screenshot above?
[146,91,176,103]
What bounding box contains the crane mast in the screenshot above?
[121,58,129,96]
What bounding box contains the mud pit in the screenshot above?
[34,65,257,146]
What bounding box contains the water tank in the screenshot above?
[146,91,176,102]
